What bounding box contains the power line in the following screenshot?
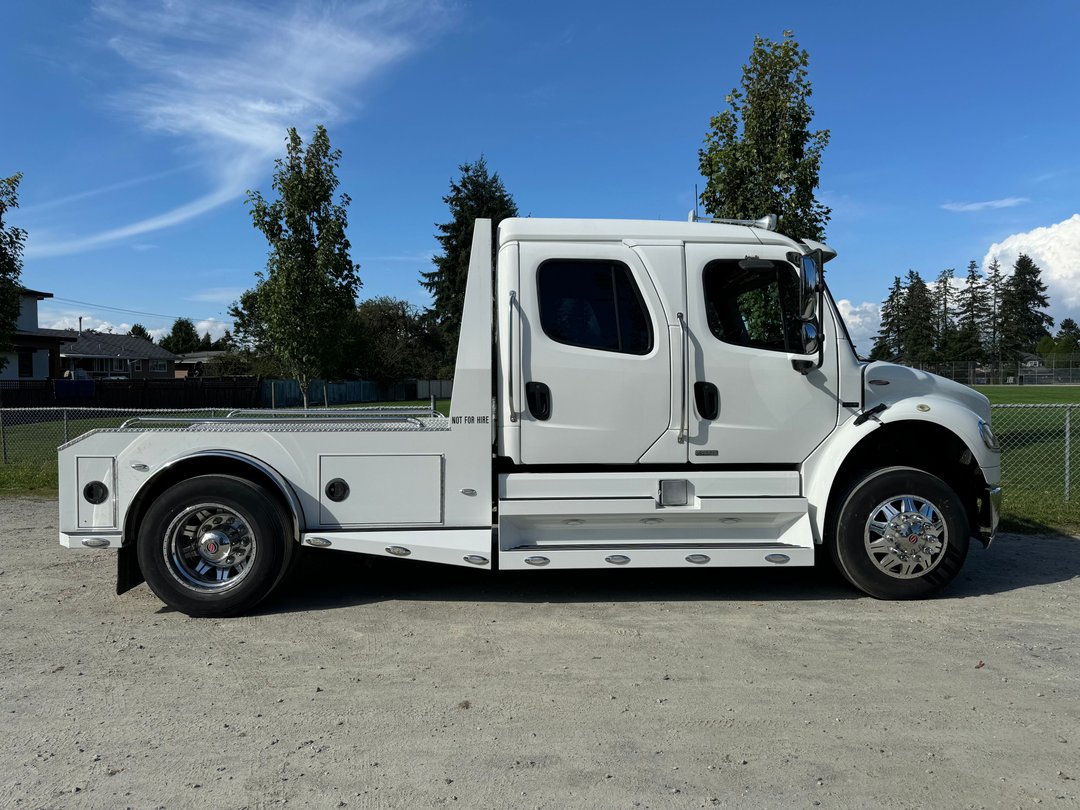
[48,297,226,323]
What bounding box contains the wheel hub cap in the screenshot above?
[864,494,948,579]
[163,503,257,593]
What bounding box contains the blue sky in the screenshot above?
[4,0,1079,352]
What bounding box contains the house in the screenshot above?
[174,349,229,378]
[53,330,179,379]
[0,288,77,380]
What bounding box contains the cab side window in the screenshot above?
[702,259,802,352]
[537,259,652,354]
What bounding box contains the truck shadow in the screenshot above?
[264,532,1080,614]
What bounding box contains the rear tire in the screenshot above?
[830,467,969,599]
[137,475,293,617]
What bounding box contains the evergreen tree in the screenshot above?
[421,157,517,374]
[901,270,937,364]
[159,317,201,354]
[952,260,988,362]
[983,257,1005,365]
[869,276,904,360]
[199,332,213,351]
[998,253,1053,356]
[245,125,361,406]
[0,173,26,372]
[932,268,956,359]
[698,30,830,241]
[1053,318,1079,358]
[128,323,153,342]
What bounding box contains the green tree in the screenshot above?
[983,257,1005,365]
[350,297,439,384]
[245,125,361,406]
[698,30,830,241]
[0,173,27,371]
[952,260,988,362]
[1054,318,1079,357]
[998,253,1053,357]
[932,268,957,360]
[421,157,517,375]
[159,317,201,354]
[901,270,937,364]
[228,288,269,352]
[869,276,904,360]
[128,323,153,342]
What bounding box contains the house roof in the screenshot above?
[12,327,79,345]
[17,287,53,300]
[44,330,179,361]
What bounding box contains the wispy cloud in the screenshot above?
[941,197,1030,213]
[27,0,450,258]
[186,287,246,304]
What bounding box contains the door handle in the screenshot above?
[525,381,552,421]
[694,381,719,420]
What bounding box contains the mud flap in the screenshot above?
[117,544,145,595]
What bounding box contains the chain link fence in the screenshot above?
[0,402,1076,506]
[992,404,1076,503]
[0,408,231,466]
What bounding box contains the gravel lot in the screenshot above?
[1,496,1078,809]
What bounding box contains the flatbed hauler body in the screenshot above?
[58,218,1001,616]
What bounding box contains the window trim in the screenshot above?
[17,350,34,378]
[536,258,654,356]
[701,258,803,355]
[150,360,168,373]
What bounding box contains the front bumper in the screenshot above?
[976,485,1002,546]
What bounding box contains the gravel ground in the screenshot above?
[1,497,1078,809]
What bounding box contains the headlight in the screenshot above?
[978,420,1000,452]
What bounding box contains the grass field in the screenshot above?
[2,395,1076,534]
[975,384,1080,404]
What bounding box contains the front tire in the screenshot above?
[830,467,969,599]
[137,475,293,617]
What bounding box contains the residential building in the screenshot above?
[0,288,76,380]
[54,330,179,379]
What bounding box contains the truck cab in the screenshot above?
[58,217,1001,616]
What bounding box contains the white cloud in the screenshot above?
[186,287,246,304]
[42,313,136,335]
[941,197,1030,213]
[27,0,449,258]
[194,319,230,341]
[836,299,881,355]
[983,213,1080,315]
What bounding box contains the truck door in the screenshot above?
[516,241,670,464]
[683,243,838,464]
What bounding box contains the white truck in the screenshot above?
[58,216,1001,616]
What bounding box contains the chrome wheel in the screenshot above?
[864,493,947,579]
[163,502,257,592]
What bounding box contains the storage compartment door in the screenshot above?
[319,454,442,527]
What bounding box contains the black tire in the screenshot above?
[137,475,293,617]
[829,467,969,600]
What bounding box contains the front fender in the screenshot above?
[803,395,1000,543]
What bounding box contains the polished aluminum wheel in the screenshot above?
[163,503,257,592]
[863,494,948,579]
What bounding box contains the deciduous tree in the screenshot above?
[0,173,27,371]
[350,297,439,384]
[698,30,830,241]
[245,125,361,406]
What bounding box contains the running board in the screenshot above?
[499,544,814,570]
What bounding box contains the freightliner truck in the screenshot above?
[57,216,1002,616]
